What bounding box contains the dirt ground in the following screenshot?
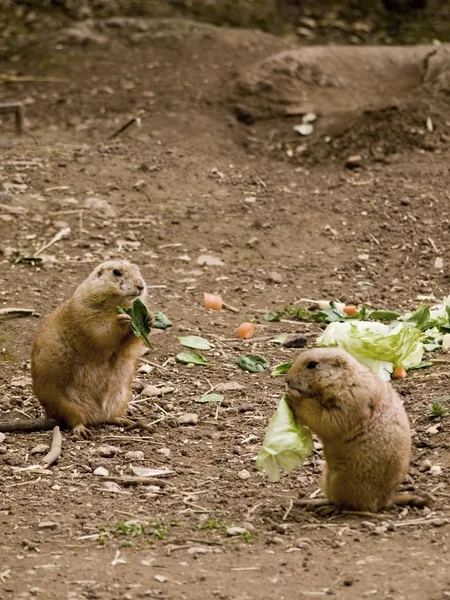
[2,11,450,600]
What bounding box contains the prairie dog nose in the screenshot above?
[136,282,145,294]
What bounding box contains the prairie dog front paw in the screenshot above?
[117,313,132,327]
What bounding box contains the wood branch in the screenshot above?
[0,308,35,318]
[0,418,58,433]
[41,426,62,468]
[103,476,169,487]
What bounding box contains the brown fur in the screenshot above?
[31,260,148,437]
[285,347,412,512]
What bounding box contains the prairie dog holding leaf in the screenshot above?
[285,347,421,512]
[29,260,151,438]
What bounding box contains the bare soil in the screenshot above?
[1,14,450,600]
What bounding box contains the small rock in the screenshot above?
[226,526,248,537]
[30,444,50,455]
[124,450,144,461]
[215,381,244,392]
[154,575,167,583]
[177,413,198,426]
[157,447,171,458]
[10,377,32,388]
[283,336,308,349]
[97,445,119,458]
[93,466,109,477]
[434,257,444,269]
[238,469,250,480]
[345,155,362,169]
[343,578,354,587]
[429,465,442,476]
[187,546,210,555]
[138,363,153,374]
[102,481,123,493]
[294,123,314,136]
[84,196,116,217]
[38,521,58,530]
[141,385,163,397]
[358,254,370,261]
[294,537,312,550]
[268,272,283,284]
[0,432,6,444]
[196,255,224,266]
[418,459,432,472]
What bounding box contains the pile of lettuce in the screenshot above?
[317,296,450,381]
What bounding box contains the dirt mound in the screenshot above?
[232,44,450,162]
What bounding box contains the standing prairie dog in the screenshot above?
[30,260,150,438]
[285,348,415,512]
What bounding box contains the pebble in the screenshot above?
[434,257,444,269]
[154,575,167,583]
[97,445,119,458]
[268,272,283,284]
[30,444,50,455]
[177,413,198,426]
[124,450,144,461]
[419,459,432,472]
[38,521,58,530]
[138,363,153,374]
[238,469,250,480]
[157,447,171,458]
[102,481,122,493]
[196,254,224,266]
[215,381,244,392]
[226,526,248,537]
[0,432,6,444]
[429,465,442,476]
[187,546,210,555]
[93,466,109,477]
[142,385,174,397]
[345,154,362,169]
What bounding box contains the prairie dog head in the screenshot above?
[79,260,147,309]
[285,348,383,442]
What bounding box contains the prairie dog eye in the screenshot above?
[113,269,122,277]
[306,361,319,369]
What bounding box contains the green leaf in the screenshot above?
[255,394,313,482]
[406,305,432,330]
[264,312,283,322]
[368,310,401,321]
[284,306,315,321]
[408,361,433,370]
[176,351,214,366]
[270,333,288,345]
[178,335,213,350]
[271,361,293,377]
[153,311,172,329]
[117,298,153,351]
[271,362,293,377]
[236,355,269,373]
[195,393,224,404]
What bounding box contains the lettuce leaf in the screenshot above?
[255,395,313,482]
[317,321,423,381]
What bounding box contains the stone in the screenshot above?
[30,444,50,455]
[93,466,109,477]
[226,526,248,537]
[196,255,224,266]
[177,413,198,426]
[38,521,58,530]
[238,469,251,480]
[124,450,144,461]
[97,445,119,458]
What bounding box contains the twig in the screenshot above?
[103,476,168,487]
[341,510,392,519]
[0,75,68,83]
[123,418,162,433]
[35,227,70,256]
[428,237,439,253]
[109,110,144,140]
[0,308,35,318]
[41,426,62,468]
[283,497,294,521]
[222,301,239,313]
[393,516,447,528]
[140,358,169,372]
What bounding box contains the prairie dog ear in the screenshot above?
[330,355,346,368]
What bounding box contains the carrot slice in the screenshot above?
[204,293,223,311]
[392,366,406,380]
[343,305,358,316]
[237,322,256,339]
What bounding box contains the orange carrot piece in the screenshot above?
[392,366,407,380]
[204,293,223,311]
[237,322,256,339]
[343,305,358,316]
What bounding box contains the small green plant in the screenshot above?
[116,521,146,537]
[96,534,105,545]
[121,539,134,548]
[241,532,254,543]
[428,402,448,419]
[199,518,225,531]
[153,520,168,540]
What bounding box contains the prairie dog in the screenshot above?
[30,260,149,438]
[285,348,412,512]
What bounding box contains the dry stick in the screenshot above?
[0,418,57,433]
[0,308,35,317]
[103,476,168,487]
[0,75,68,83]
[222,302,239,313]
[35,227,71,256]
[140,357,170,372]
[109,110,144,140]
[41,426,62,468]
